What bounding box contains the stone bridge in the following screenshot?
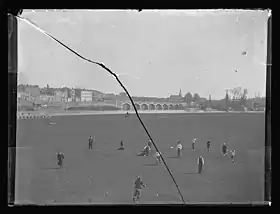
[117,101,185,111]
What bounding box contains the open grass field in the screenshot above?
[15,112,265,204]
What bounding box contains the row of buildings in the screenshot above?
[17,85,210,108]
[17,85,104,104]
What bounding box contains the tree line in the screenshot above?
[184,87,265,111]
[183,92,201,105]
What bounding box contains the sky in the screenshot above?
[18,10,269,99]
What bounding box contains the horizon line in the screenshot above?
[17,83,265,100]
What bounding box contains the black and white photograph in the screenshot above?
[8,9,271,205]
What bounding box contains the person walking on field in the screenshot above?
[132,176,147,203]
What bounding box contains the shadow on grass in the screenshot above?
[167,156,179,159]
[183,172,197,175]
[143,163,158,167]
[40,166,60,170]
[137,154,149,157]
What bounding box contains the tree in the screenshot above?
[225,90,229,111]
[200,103,207,111]
[119,92,127,96]
[230,87,243,103]
[208,94,212,108]
[184,92,192,105]
[192,93,200,103]
[240,88,248,106]
[228,87,249,110]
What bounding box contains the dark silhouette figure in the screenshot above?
[89,136,94,150]
[207,140,211,152]
[118,140,124,150]
[197,156,204,174]
[57,152,64,168]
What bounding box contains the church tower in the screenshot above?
[179,89,182,97]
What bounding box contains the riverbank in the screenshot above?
[17,109,264,118]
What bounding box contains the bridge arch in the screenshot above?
[174,104,180,110]
[169,104,174,110]
[163,104,168,110]
[141,103,149,110]
[122,103,131,111]
[133,103,140,111]
[156,104,162,110]
[149,103,155,110]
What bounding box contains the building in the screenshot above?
[119,92,127,97]
[81,91,93,102]
[71,89,75,100]
[34,98,43,106]
[73,88,82,102]
[75,97,81,102]
[62,90,68,102]
[40,94,55,102]
[61,88,70,100]
[54,90,63,97]
[17,84,27,92]
[54,89,68,102]
[168,89,184,103]
[17,91,31,101]
[92,91,104,101]
[54,90,63,102]
[25,85,40,97]
[104,93,117,100]
[17,85,40,101]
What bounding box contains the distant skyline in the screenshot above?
[18,10,268,99]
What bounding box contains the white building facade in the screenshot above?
[17,91,31,101]
[81,91,92,102]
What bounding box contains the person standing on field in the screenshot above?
[176,140,183,157]
[88,136,94,150]
[154,151,162,164]
[57,152,64,168]
[197,156,204,174]
[192,138,197,150]
[230,149,236,163]
[206,140,211,152]
[221,142,228,156]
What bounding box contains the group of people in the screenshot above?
[136,138,236,175]
[131,138,236,203]
[190,138,235,163]
[55,135,236,203]
[137,140,162,164]
[169,140,205,174]
[221,142,236,163]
